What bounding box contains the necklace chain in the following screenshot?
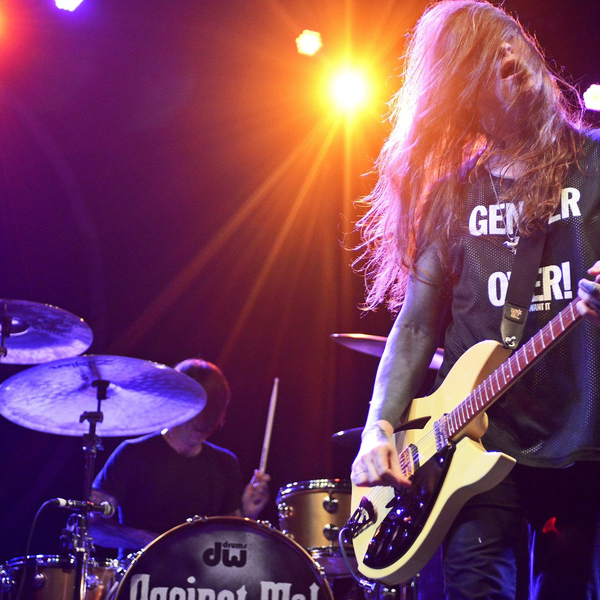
[488,170,519,254]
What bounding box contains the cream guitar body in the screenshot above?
[348,298,583,585]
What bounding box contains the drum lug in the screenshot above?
[86,573,100,590]
[277,502,292,518]
[31,571,46,589]
[322,495,339,513]
[186,515,208,524]
[322,523,339,541]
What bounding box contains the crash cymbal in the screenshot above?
[331,418,432,449]
[330,333,387,358]
[0,355,206,436]
[331,427,363,448]
[331,333,444,369]
[0,300,93,364]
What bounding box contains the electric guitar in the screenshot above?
[347,297,583,585]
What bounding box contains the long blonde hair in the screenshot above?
[356,0,582,312]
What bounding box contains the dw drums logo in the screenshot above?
[203,541,247,567]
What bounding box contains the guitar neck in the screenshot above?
[446,297,583,439]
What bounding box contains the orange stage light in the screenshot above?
[296,30,322,56]
[330,69,368,112]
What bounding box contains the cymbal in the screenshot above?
[0,300,93,364]
[331,427,363,448]
[332,416,432,449]
[0,355,206,436]
[331,333,444,369]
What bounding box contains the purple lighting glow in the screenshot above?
[55,0,84,11]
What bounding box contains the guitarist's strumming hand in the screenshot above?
[577,260,600,327]
[351,420,412,488]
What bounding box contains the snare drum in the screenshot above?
[277,479,354,577]
[0,555,119,600]
[114,516,333,600]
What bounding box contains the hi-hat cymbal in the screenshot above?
[331,333,444,369]
[0,355,206,437]
[0,300,93,365]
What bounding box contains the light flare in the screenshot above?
[583,84,600,111]
[55,0,85,11]
[296,30,322,56]
[330,69,369,111]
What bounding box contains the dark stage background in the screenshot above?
[0,0,598,562]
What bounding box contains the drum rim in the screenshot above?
[116,515,333,599]
[4,555,120,569]
[277,478,351,499]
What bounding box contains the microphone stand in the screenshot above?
[72,379,109,600]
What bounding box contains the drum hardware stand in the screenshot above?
[0,313,12,357]
[0,312,27,358]
[69,379,109,600]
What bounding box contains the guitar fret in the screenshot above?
[569,304,576,322]
[450,410,458,434]
[476,386,483,409]
[530,340,537,361]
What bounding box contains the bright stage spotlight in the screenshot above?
[583,84,600,111]
[296,30,322,56]
[55,0,85,11]
[330,69,368,112]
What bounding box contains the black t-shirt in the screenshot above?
[93,433,243,543]
[435,130,600,467]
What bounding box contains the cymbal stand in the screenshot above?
[71,379,109,600]
[0,313,12,357]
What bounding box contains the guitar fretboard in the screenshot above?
[446,298,582,439]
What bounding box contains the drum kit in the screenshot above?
[0,304,441,600]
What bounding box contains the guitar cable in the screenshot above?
[337,525,377,593]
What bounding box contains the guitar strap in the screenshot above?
[501,223,548,349]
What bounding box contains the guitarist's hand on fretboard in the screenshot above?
[577,260,600,326]
[351,420,411,488]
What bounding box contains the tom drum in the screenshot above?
[0,555,118,600]
[277,479,355,578]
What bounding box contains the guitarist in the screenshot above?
[351,1,600,599]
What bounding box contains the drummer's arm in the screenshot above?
[89,489,157,550]
[240,470,270,519]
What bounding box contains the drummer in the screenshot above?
[90,358,270,556]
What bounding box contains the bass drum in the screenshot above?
[114,516,333,600]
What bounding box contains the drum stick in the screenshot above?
[259,377,279,474]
